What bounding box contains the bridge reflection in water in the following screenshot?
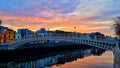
[0,47,106,68]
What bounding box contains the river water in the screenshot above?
[0,47,113,68]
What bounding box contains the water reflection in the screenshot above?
[0,48,105,68]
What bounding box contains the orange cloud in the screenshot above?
[0,12,115,36]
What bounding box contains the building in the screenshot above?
[90,32,105,40]
[16,29,34,39]
[0,29,16,44]
[36,28,48,37]
[0,21,16,44]
[0,26,8,32]
[91,32,104,37]
[7,29,16,42]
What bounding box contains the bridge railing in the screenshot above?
[1,33,116,51]
[7,33,117,46]
[42,34,116,42]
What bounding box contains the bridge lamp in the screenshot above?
[74,26,76,33]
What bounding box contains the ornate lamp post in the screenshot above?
[74,26,76,37]
[74,26,76,33]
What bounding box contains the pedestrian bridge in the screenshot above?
[0,34,118,51]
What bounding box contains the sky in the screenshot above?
[0,0,120,36]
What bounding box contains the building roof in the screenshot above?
[0,26,8,32]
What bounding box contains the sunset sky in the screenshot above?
[0,0,120,36]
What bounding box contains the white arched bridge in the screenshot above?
[0,34,118,52]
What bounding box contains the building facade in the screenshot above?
[0,20,16,44]
[36,28,48,37]
[16,29,34,39]
[0,27,16,44]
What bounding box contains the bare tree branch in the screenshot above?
[113,17,120,37]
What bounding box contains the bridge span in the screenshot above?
[0,34,118,51]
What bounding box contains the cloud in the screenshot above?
[69,0,120,22]
[0,0,119,36]
[0,0,80,17]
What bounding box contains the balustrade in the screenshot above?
[0,33,118,51]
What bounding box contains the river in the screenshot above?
[0,47,113,68]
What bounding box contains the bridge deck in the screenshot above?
[0,36,117,51]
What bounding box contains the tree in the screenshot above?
[113,17,120,37]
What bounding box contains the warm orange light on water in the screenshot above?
[52,51,113,68]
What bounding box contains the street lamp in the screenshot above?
[74,26,76,37]
[74,26,76,33]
